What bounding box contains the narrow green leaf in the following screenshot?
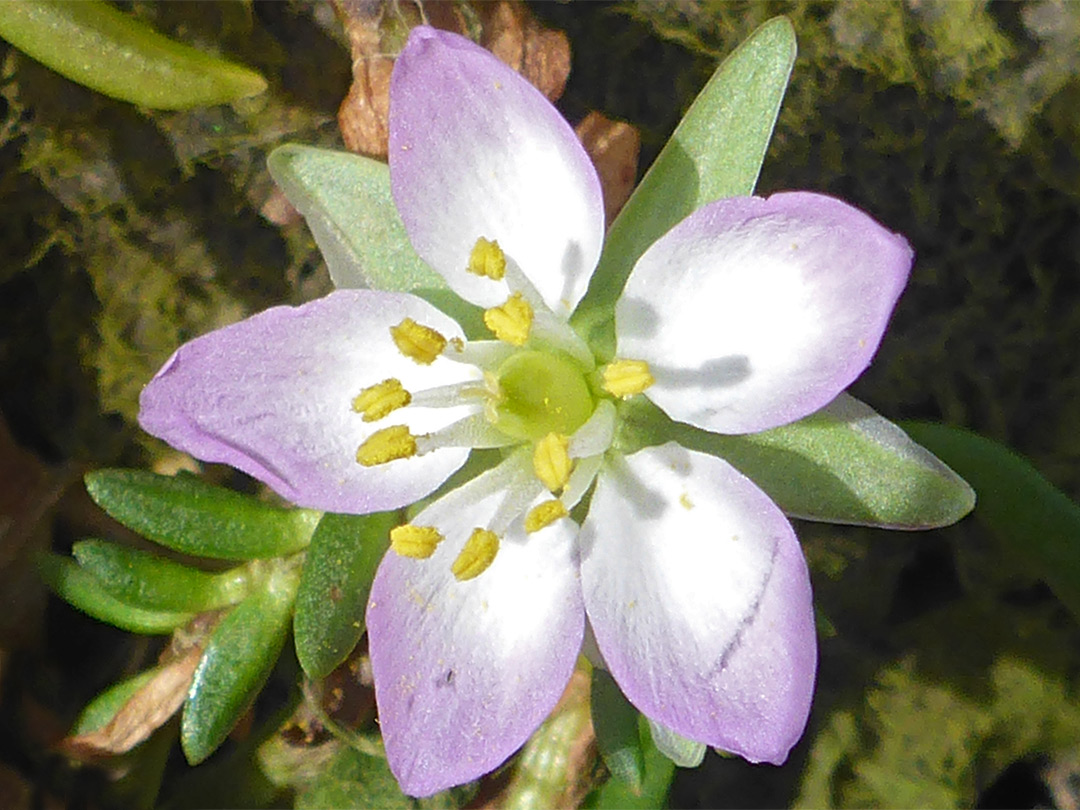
[181,566,298,765]
[72,540,249,612]
[901,422,1080,620]
[267,144,485,335]
[585,716,676,810]
[0,1,266,109]
[70,668,160,736]
[619,394,975,529]
[591,669,646,792]
[645,718,705,769]
[37,553,193,634]
[572,16,797,356]
[294,511,396,679]
[86,469,319,561]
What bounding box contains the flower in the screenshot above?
[138,26,913,797]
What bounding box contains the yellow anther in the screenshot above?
[390,524,444,559]
[533,432,572,493]
[356,425,417,466]
[352,378,411,422]
[524,499,568,533]
[483,292,533,346]
[467,237,507,281]
[451,528,499,581]
[602,359,655,399]
[391,318,447,365]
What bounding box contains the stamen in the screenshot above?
[467,237,507,281]
[451,528,499,581]
[356,425,417,466]
[391,318,447,365]
[390,524,443,559]
[525,499,568,533]
[568,400,616,458]
[352,378,411,422]
[533,432,572,493]
[602,359,654,398]
[561,453,604,511]
[484,293,533,346]
[415,413,517,453]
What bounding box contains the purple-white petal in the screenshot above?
[580,443,816,763]
[138,290,477,514]
[616,192,913,434]
[389,26,604,317]
[366,463,584,796]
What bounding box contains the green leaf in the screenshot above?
[294,511,395,679]
[572,15,797,357]
[70,668,160,736]
[86,469,319,561]
[584,716,676,810]
[37,553,193,634]
[619,394,975,529]
[645,718,705,769]
[266,144,484,335]
[591,669,646,792]
[295,746,411,810]
[0,0,266,109]
[181,565,298,765]
[900,422,1080,620]
[72,540,249,612]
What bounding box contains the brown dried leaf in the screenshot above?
[59,646,202,758]
[336,1,570,157]
[576,111,642,226]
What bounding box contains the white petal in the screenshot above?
[616,192,912,434]
[389,27,604,317]
[580,443,816,762]
[367,456,584,796]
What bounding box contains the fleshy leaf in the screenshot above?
[591,668,645,792]
[181,566,298,765]
[266,144,484,334]
[0,0,266,109]
[618,394,975,529]
[37,553,193,634]
[293,511,395,679]
[70,668,160,736]
[571,15,797,357]
[72,540,249,612]
[901,422,1080,620]
[85,469,319,561]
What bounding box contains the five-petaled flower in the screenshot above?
[138,26,912,797]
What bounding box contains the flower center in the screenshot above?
[491,349,593,441]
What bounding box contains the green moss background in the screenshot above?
[2,1,1080,808]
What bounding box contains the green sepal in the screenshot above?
[37,553,193,634]
[72,540,249,613]
[294,746,410,810]
[85,469,319,561]
[584,715,677,810]
[901,422,1080,621]
[0,0,266,109]
[293,510,395,679]
[571,16,797,358]
[591,669,646,792]
[618,394,975,529]
[645,718,706,768]
[266,144,485,336]
[70,667,160,736]
[181,565,299,765]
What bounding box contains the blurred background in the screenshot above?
[1,1,1079,807]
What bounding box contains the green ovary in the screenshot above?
[493,350,593,441]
